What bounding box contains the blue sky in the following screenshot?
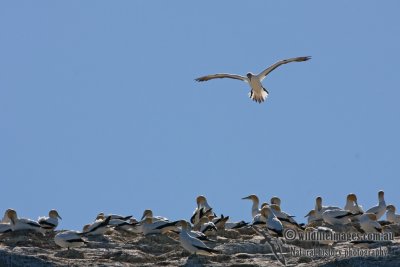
[1,1,399,230]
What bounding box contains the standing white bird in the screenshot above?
[344,193,364,214]
[270,196,281,207]
[386,205,400,224]
[195,56,311,103]
[258,206,283,237]
[141,209,169,222]
[359,213,382,233]
[314,196,341,220]
[178,220,218,256]
[54,231,87,250]
[366,190,386,220]
[6,209,45,234]
[38,209,62,231]
[1,209,12,223]
[82,216,111,236]
[242,194,261,218]
[191,195,214,225]
[322,209,358,226]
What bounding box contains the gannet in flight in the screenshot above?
[6,209,45,234]
[386,205,400,224]
[38,209,62,231]
[195,56,311,103]
[54,231,87,250]
[177,220,218,256]
[366,190,386,220]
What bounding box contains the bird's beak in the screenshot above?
[10,218,15,225]
[58,215,62,220]
[242,196,250,200]
[304,211,312,218]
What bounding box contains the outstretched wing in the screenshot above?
[257,56,311,81]
[195,73,248,83]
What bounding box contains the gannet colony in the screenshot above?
[1,191,400,266]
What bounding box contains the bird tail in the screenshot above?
[249,88,269,103]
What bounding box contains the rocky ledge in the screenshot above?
[1,226,400,267]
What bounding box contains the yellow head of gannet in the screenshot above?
[242,194,259,202]
[49,210,62,220]
[196,195,207,206]
[387,205,396,213]
[6,209,17,225]
[270,204,281,212]
[141,209,153,220]
[270,196,281,206]
[261,202,269,209]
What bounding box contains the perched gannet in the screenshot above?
[96,213,138,229]
[344,193,364,214]
[270,197,281,207]
[0,222,11,233]
[359,213,382,233]
[304,210,323,225]
[195,56,311,103]
[322,209,358,225]
[178,220,218,256]
[141,209,169,222]
[82,216,111,236]
[6,209,45,234]
[242,194,261,218]
[1,209,12,223]
[366,190,386,220]
[209,214,230,230]
[304,226,335,246]
[193,217,217,234]
[211,214,248,230]
[270,204,301,229]
[38,209,62,231]
[54,231,87,250]
[97,212,132,221]
[386,205,400,224]
[314,196,341,220]
[140,217,179,235]
[191,195,214,225]
[258,206,283,237]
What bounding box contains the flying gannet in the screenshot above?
[366,190,386,220]
[54,230,87,250]
[177,220,218,256]
[6,209,45,234]
[195,56,311,103]
[386,205,400,224]
[38,209,62,231]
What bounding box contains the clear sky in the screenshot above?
[1,1,399,230]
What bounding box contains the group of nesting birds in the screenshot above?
[0,191,399,256]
